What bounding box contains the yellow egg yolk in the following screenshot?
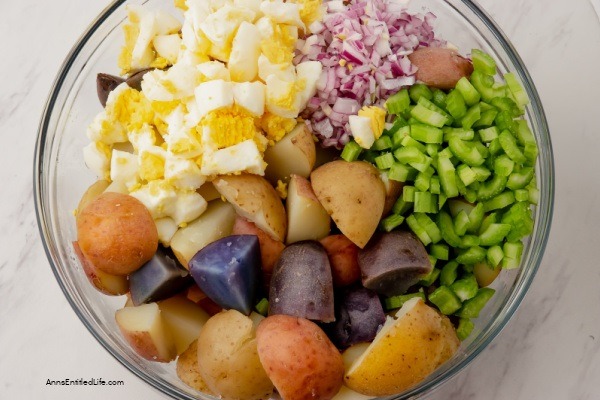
[294,0,323,28]
[139,151,165,181]
[276,180,288,199]
[358,106,386,139]
[203,105,260,149]
[108,88,155,132]
[261,22,296,65]
[259,112,297,144]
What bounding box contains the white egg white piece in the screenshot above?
[254,16,274,39]
[197,61,231,81]
[164,154,207,190]
[169,191,208,225]
[110,149,139,190]
[128,124,157,152]
[130,181,178,219]
[199,5,255,47]
[142,62,200,101]
[154,10,182,35]
[349,115,375,149]
[138,145,167,180]
[83,142,111,179]
[233,0,263,18]
[295,61,323,108]
[152,34,182,64]
[228,21,261,82]
[260,1,305,30]
[86,111,127,145]
[233,81,265,116]
[164,106,204,158]
[128,6,157,70]
[154,217,179,246]
[265,74,302,119]
[201,139,265,176]
[194,79,234,119]
[257,54,296,82]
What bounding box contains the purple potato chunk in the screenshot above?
[325,286,386,349]
[358,231,432,297]
[269,241,335,322]
[129,246,192,306]
[189,235,261,315]
[96,73,124,107]
[125,68,152,91]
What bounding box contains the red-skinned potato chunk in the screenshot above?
[320,235,360,287]
[232,216,285,278]
[77,192,158,275]
[408,47,474,90]
[257,315,344,400]
[73,241,129,296]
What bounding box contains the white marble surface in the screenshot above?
[1,0,599,399]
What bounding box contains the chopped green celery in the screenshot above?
[479,223,512,246]
[392,126,412,148]
[456,77,481,106]
[400,134,427,153]
[461,235,480,248]
[389,162,417,182]
[341,141,362,162]
[457,318,475,340]
[429,286,462,315]
[426,143,441,157]
[457,164,477,186]
[470,70,504,102]
[414,192,438,214]
[488,137,503,156]
[437,211,462,247]
[411,104,449,128]
[255,298,269,316]
[430,243,450,260]
[487,245,504,267]
[406,214,432,245]
[491,97,521,117]
[495,111,518,135]
[504,73,530,107]
[415,172,431,192]
[454,210,470,236]
[461,103,481,129]
[409,157,433,173]
[380,214,405,232]
[474,141,490,158]
[375,152,395,170]
[372,136,393,151]
[503,241,524,268]
[418,97,454,122]
[494,154,515,177]
[407,116,419,125]
[440,261,460,286]
[392,197,412,215]
[438,147,456,161]
[499,130,527,163]
[479,101,495,111]
[462,263,475,274]
[515,120,536,145]
[478,212,498,235]
[515,189,529,202]
[467,203,485,234]
[471,166,492,182]
[394,146,427,164]
[418,268,440,287]
[507,167,535,190]
[523,142,538,166]
[437,156,459,198]
[451,274,479,301]
[384,292,426,310]
[363,150,377,164]
[409,84,433,103]
[502,257,520,269]
[439,193,448,209]
[446,89,467,119]
[459,180,478,204]
[403,185,416,202]
[428,255,438,268]
[457,288,495,318]
[529,187,540,205]
[383,116,408,137]
[385,89,411,114]
[477,175,507,200]
[411,124,444,143]
[456,246,486,264]
[473,109,498,128]
[432,89,448,109]
[478,126,499,143]
[443,127,475,141]
[471,49,497,75]
[430,176,441,194]
[415,213,442,243]
[449,138,485,167]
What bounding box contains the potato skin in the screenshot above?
[77,192,158,275]
[408,47,474,90]
[176,340,214,394]
[257,315,344,400]
[320,235,360,287]
[197,310,273,400]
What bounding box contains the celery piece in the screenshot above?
[487,245,504,267]
[488,137,503,156]
[494,154,515,177]
[410,158,433,173]
[460,235,481,248]
[440,261,460,286]
[430,176,441,195]
[456,246,486,264]
[415,172,431,192]
[477,175,507,201]
[499,130,527,164]
[392,197,412,215]
[502,257,520,269]
[446,89,467,119]
[406,214,432,245]
[432,89,448,109]
[385,89,411,114]
[504,73,530,107]
[471,49,497,75]
[380,214,405,232]
[418,96,454,122]
[255,298,269,316]
[415,213,442,243]
[478,126,499,143]
[429,255,438,268]
[430,243,450,261]
[394,146,427,164]
[479,223,512,246]
[457,318,475,341]
[471,166,492,182]
[454,210,470,236]
[443,127,475,142]
[439,193,448,209]
[429,286,463,315]
[471,70,504,102]
[504,241,524,260]
[383,116,408,137]
[515,120,535,145]
[426,143,441,157]
[400,134,427,153]
[461,103,481,129]
[411,124,444,143]
[467,203,485,234]
[507,167,535,190]
[341,141,362,162]
[495,111,518,135]
[392,125,411,148]
[372,136,393,151]
[451,274,479,301]
[414,192,437,214]
[384,292,426,311]
[411,104,449,128]
[438,156,459,198]
[418,268,441,287]
[524,142,538,166]
[515,189,530,202]
[474,141,490,159]
[491,97,521,117]
[456,77,481,106]
[473,109,498,128]
[529,187,540,205]
[457,164,477,186]
[483,191,516,212]
[409,84,434,103]
[403,185,416,202]
[437,211,462,247]
[449,138,485,167]
[389,162,416,182]
[456,288,495,318]
[363,150,377,164]
[375,152,395,170]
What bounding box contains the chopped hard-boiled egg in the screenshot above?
[138,145,167,182]
[130,180,179,219]
[83,141,111,180]
[228,22,261,82]
[201,139,266,176]
[258,54,296,82]
[349,115,375,149]
[110,149,139,189]
[266,74,304,118]
[164,154,206,190]
[169,191,208,225]
[232,81,265,116]
[152,34,182,65]
[295,61,322,107]
[260,1,305,30]
[197,61,231,82]
[358,106,386,140]
[155,217,178,246]
[194,79,234,119]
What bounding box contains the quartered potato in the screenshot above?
[263,124,316,184]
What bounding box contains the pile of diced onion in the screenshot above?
[295,0,445,148]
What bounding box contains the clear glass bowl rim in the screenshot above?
[33,0,555,399]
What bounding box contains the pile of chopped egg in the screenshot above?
[83,0,324,245]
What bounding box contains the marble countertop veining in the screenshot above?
[1,0,599,399]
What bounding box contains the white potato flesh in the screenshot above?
[158,296,210,355]
[263,124,316,184]
[286,174,330,244]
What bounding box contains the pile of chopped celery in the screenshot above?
[341,49,538,340]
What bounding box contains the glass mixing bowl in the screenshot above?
[34,0,554,398]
